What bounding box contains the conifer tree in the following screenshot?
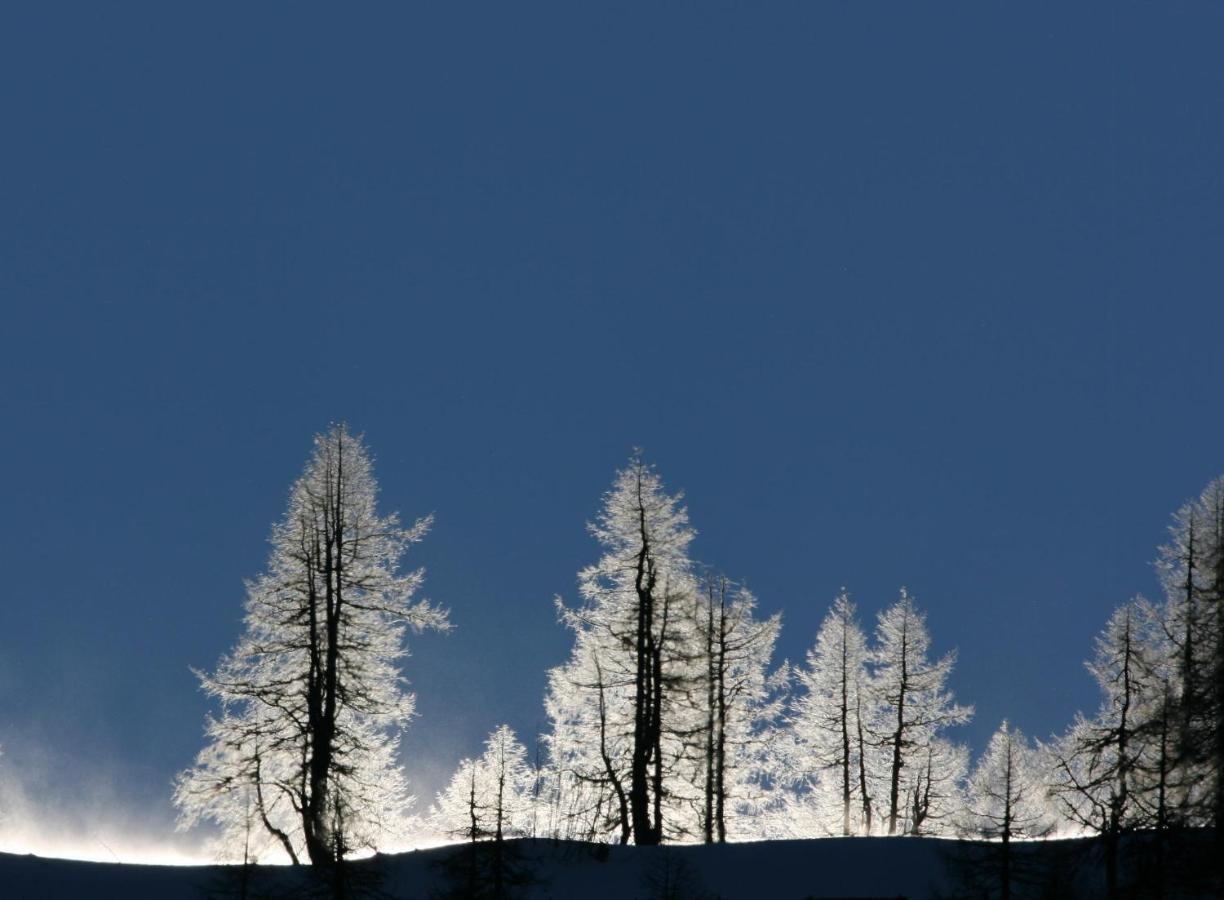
[175,425,449,866]
[1050,599,1163,899]
[790,591,873,836]
[690,573,783,842]
[550,452,697,845]
[963,722,1052,900]
[871,588,973,835]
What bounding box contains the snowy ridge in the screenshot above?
[0,834,1134,899]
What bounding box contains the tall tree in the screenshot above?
[871,588,973,835]
[1192,478,1224,840]
[692,573,783,842]
[1049,599,1163,899]
[551,452,697,845]
[175,425,449,866]
[790,590,872,836]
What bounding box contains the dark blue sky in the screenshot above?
[2,4,1222,850]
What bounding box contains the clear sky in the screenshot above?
[1,3,1222,856]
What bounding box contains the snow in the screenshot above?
[0,835,1012,899]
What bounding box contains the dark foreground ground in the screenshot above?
[0,832,1218,899]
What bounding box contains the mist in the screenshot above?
[0,727,465,866]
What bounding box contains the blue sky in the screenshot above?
[1,4,1222,849]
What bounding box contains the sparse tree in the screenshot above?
[175,425,449,867]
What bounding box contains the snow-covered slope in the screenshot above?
[0,833,1189,899]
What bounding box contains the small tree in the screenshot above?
[432,726,536,900]
[963,722,1052,900]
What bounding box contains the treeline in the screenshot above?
[171,427,1224,895]
[428,457,1224,892]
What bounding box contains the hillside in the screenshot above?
[4,833,1212,899]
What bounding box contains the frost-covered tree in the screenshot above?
[904,736,968,836]
[963,722,1052,900]
[431,725,534,844]
[550,452,697,846]
[541,645,632,842]
[871,588,973,835]
[690,573,784,842]
[175,425,449,866]
[1049,599,1165,899]
[1158,476,1224,835]
[431,728,536,900]
[789,591,873,836]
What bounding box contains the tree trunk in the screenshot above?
[840,614,852,837]
[629,479,662,845]
[714,586,728,844]
[887,622,909,836]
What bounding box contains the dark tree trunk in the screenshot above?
[840,613,852,837]
[887,620,909,836]
[629,476,662,845]
[703,583,716,844]
[856,692,873,834]
[595,657,632,845]
[714,587,728,844]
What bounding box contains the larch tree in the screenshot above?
[790,590,872,836]
[963,722,1052,900]
[541,643,633,842]
[175,424,449,866]
[903,735,969,836]
[551,452,697,845]
[691,572,784,843]
[871,588,973,835]
[1156,492,1212,826]
[1049,599,1163,899]
[431,725,533,843]
[1161,476,1224,837]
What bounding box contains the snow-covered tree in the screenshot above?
[431,725,534,843]
[871,588,973,835]
[550,452,698,846]
[963,722,1052,900]
[903,736,968,836]
[690,573,784,842]
[1157,476,1224,833]
[1049,599,1165,898]
[175,425,449,865]
[789,591,873,836]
